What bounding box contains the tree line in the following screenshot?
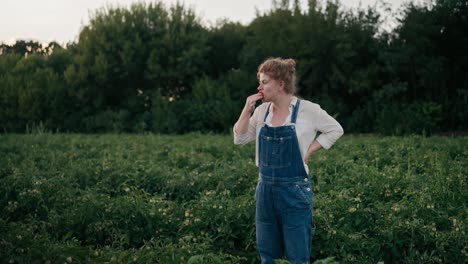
[0,0,466,135]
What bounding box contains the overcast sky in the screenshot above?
[1,0,409,45]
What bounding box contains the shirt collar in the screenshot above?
[267,96,298,112]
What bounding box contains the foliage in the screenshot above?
[0,0,467,134]
[0,134,467,263]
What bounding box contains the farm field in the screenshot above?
[0,134,466,263]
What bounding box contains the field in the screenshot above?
[0,134,467,263]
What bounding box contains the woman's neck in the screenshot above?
[272,94,293,113]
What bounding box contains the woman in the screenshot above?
[233,57,344,263]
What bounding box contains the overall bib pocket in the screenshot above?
[260,135,292,168]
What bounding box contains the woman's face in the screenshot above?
[257,72,283,102]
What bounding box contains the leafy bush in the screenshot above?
[376,101,442,136]
[83,109,129,133]
[1,134,467,263]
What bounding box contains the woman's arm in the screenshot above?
[304,105,344,161]
[233,93,263,145]
[314,107,344,150]
[235,93,263,134]
[304,141,323,163]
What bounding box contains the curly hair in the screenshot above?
[257,57,297,95]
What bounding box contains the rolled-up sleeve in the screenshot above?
[315,108,344,149]
[233,109,258,145]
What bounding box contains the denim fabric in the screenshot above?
[256,100,316,264]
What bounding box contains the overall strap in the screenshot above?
[263,103,272,122]
[291,99,301,124]
[262,100,301,123]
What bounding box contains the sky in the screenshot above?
[0,0,410,45]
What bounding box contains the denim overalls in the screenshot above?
[256,100,315,264]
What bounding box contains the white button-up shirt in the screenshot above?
[233,97,344,173]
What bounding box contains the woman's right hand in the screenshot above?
[244,92,264,113]
[235,92,264,135]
